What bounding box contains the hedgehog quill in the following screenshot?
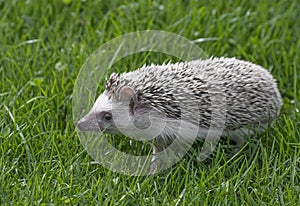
[77,57,282,170]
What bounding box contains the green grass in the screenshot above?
[1,0,299,205]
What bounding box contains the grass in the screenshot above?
[0,0,299,205]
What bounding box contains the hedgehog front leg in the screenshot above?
[228,133,245,157]
[149,146,159,173]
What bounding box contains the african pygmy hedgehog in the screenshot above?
[77,57,282,167]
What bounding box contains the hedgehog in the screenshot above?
[77,57,282,170]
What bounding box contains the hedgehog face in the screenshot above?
[77,92,120,134]
[77,86,167,140]
[76,86,145,134]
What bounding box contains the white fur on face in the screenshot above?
[92,92,113,113]
[77,91,114,131]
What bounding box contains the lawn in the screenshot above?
[0,0,299,205]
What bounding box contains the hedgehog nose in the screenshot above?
[77,118,88,131]
[77,111,100,131]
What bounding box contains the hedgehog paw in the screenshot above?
[228,134,244,157]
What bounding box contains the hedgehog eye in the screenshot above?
[103,112,113,121]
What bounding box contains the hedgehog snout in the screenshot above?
[77,110,100,131]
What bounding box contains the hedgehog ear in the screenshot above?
[119,86,136,102]
[119,86,142,115]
